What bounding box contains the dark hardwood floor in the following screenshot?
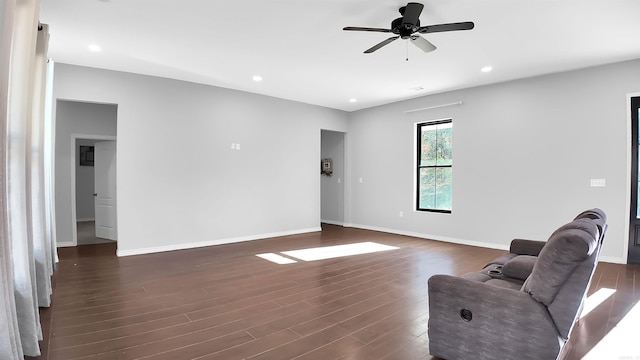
[27,224,640,360]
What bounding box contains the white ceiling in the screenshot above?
[40,0,640,112]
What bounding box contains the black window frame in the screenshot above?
[416,119,452,214]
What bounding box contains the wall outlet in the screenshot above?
[399,211,404,217]
[359,178,363,183]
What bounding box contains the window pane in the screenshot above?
[420,127,437,166]
[435,167,452,210]
[419,168,435,209]
[638,109,640,143]
[420,123,452,166]
[436,124,452,166]
[636,182,640,219]
[419,167,452,211]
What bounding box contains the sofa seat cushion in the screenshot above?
[502,255,537,281]
[461,265,525,290]
[461,272,492,282]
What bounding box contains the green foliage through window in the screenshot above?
[417,120,452,212]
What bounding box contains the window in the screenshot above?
[417,119,452,212]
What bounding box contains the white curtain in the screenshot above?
[1,0,56,358]
[30,23,54,308]
[1,0,23,358]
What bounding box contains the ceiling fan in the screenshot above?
[343,2,474,54]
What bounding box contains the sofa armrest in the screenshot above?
[427,274,561,360]
[509,238,546,256]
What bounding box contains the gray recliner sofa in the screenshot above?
[427,209,607,360]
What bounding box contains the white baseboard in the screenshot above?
[598,255,627,264]
[349,223,510,251]
[116,227,322,257]
[56,241,75,248]
[76,218,95,222]
[350,223,628,263]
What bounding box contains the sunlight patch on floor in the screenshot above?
[256,253,297,264]
[256,242,399,264]
[282,242,399,261]
[579,288,616,319]
[581,299,640,359]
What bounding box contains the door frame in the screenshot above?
[70,133,117,246]
[627,93,640,264]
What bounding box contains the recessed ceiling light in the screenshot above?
[252,75,263,82]
[88,44,102,52]
[481,66,493,73]
[349,98,357,103]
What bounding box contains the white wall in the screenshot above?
[321,130,345,224]
[348,59,640,263]
[75,139,97,221]
[53,64,349,255]
[55,100,117,244]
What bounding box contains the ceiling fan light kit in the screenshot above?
[343,2,474,55]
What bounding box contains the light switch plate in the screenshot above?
[590,179,606,187]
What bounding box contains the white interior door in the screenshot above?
[94,140,117,240]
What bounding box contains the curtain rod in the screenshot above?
[404,101,463,114]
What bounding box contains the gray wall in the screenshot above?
[321,130,345,224]
[348,59,640,263]
[53,63,349,255]
[75,139,97,221]
[55,100,117,244]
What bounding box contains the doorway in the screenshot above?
[321,130,346,225]
[71,135,117,246]
[75,139,103,245]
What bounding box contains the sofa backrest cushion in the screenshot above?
[522,218,598,306]
[547,247,601,339]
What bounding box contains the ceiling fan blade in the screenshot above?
[410,35,436,53]
[364,36,399,53]
[343,26,393,33]
[418,21,475,33]
[402,2,424,26]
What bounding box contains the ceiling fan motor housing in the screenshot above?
[392,17,420,39]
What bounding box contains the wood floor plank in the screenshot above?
[292,336,365,360]
[49,314,191,350]
[246,324,352,360]
[290,289,405,337]
[337,325,416,360]
[195,329,300,360]
[122,330,255,360]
